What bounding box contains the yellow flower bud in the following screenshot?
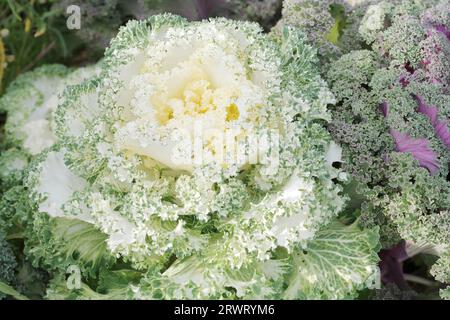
[24,18,32,33]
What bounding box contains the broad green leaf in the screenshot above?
[98,269,142,294]
[0,281,29,300]
[283,221,380,299]
[325,3,347,45]
[53,218,115,274]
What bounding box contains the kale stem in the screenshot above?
[404,274,439,287]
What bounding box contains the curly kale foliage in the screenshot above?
[0,233,17,298]
[326,1,449,297]
[52,0,282,55]
[275,0,384,71]
[8,13,381,300]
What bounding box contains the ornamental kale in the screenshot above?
[275,0,375,70]
[2,0,448,301]
[0,14,382,300]
[322,1,449,298]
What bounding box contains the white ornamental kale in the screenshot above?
[0,64,100,156]
[0,64,100,193]
[24,15,379,299]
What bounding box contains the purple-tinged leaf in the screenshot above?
[414,95,450,149]
[379,240,409,290]
[434,25,450,42]
[390,129,440,174]
[380,102,389,118]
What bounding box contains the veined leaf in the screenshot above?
[283,221,380,299]
[52,218,115,274]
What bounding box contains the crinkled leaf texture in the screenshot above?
[7,13,374,300]
[26,214,115,278]
[43,221,381,300]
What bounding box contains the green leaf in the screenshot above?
[325,3,347,45]
[45,275,106,300]
[45,270,139,300]
[52,218,115,275]
[283,221,380,299]
[325,21,340,45]
[6,0,21,21]
[98,269,142,294]
[0,281,29,300]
